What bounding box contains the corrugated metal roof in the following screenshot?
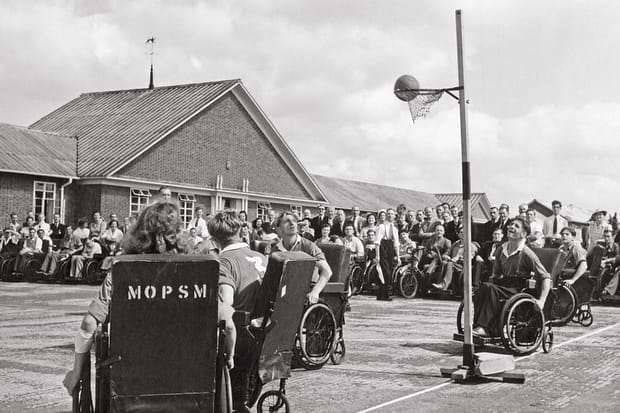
[312,174,439,212]
[30,80,240,177]
[435,193,487,211]
[0,123,76,177]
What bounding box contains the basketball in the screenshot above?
[394,74,420,102]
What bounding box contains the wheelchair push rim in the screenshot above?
[500,293,545,356]
[398,265,419,299]
[296,302,336,367]
[349,265,365,296]
[549,284,577,326]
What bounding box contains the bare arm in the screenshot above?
[218,284,236,369]
[63,313,97,395]
[308,260,332,303]
[537,278,551,309]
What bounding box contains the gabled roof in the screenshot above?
[435,193,491,211]
[312,174,439,212]
[30,80,239,177]
[0,123,76,178]
[528,198,593,224]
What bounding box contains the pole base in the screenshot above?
[440,366,525,384]
[440,352,525,384]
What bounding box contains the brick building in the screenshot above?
[0,80,328,227]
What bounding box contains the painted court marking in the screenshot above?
[356,320,620,413]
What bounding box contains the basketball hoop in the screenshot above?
[393,74,461,123]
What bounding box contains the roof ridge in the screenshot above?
[0,122,75,139]
[80,79,241,96]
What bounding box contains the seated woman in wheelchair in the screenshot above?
[557,227,587,287]
[472,218,551,337]
[63,201,196,395]
[418,224,451,275]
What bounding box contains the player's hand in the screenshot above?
[563,278,575,286]
[227,356,235,370]
[307,290,320,304]
[63,370,80,396]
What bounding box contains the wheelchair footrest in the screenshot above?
[453,333,493,346]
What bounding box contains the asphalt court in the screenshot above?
[1,282,619,412]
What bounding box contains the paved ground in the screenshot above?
[1,281,619,412]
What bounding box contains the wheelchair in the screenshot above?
[391,254,421,299]
[63,241,108,284]
[349,256,367,296]
[453,248,568,355]
[72,254,233,413]
[294,244,351,369]
[237,251,316,413]
[563,244,604,327]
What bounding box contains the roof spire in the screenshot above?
[146,37,156,89]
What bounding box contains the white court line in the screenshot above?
[356,320,620,413]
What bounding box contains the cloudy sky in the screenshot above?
[1,0,618,214]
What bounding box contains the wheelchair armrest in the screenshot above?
[233,311,251,328]
[322,282,347,294]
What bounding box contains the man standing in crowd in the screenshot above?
[409,209,425,244]
[526,209,544,248]
[189,206,209,239]
[543,200,568,247]
[272,211,332,304]
[311,205,329,239]
[331,209,346,238]
[482,206,499,242]
[49,213,67,248]
[262,209,277,235]
[374,208,400,301]
[8,213,21,234]
[158,185,172,201]
[349,206,365,237]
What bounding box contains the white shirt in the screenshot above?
[188,217,209,238]
[374,222,400,251]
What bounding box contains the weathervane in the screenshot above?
[146,36,156,89]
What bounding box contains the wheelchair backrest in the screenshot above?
[318,243,352,284]
[531,247,567,285]
[586,245,605,278]
[108,254,220,412]
[258,251,315,384]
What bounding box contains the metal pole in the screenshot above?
[456,9,474,368]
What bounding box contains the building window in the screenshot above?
[257,202,271,221]
[290,205,302,218]
[33,181,56,220]
[130,188,152,216]
[178,194,196,228]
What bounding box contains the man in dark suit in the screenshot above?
[330,209,346,238]
[495,205,510,239]
[348,206,365,237]
[310,205,329,240]
[49,213,67,248]
[481,206,499,242]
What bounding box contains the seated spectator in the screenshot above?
[13,227,43,274]
[250,217,265,244]
[39,226,82,276]
[476,227,505,284]
[432,226,480,291]
[23,211,35,228]
[600,229,619,267]
[330,209,347,238]
[100,220,124,255]
[315,224,332,246]
[240,222,251,245]
[298,219,315,241]
[558,227,587,286]
[261,209,277,235]
[343,223,364,257]
[69,239,102,279]
[364,229,378,261]
[73,219,91,242]
[0,227,21,259]
[360,213,377,241]
[472,218,550,337]
[238,210,248,223]
[398,230,416,257]
[89,212,107,239]
[419,225,451,275]
[187,227,204,254]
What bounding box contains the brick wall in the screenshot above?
[117,94,311,200]
[0,173,68,226]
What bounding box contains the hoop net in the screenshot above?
[406,90,444,123]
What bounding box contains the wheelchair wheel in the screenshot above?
[296,303,336,368]
[500,293,545,356]
[398,265,419,299]
[349,265,364,296]
[23,258,42,282]
[542,324,553,353]
[330,336,346,365]
[456,301,464,334]
[84,260,101,284]
[257,390,290,413]
[246,356,263,408]
[548,284,577,326]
